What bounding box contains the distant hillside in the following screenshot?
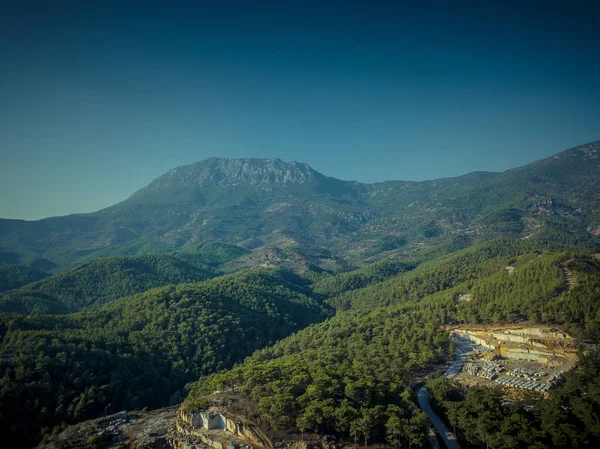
[0,254,217,314]
[312,258,418,297]
[329,238,549,310]
[0,269,333,447]
[67,238,178,266]
[0,141,598,270]
[0,249,58,271]
[172,241,249,267]
[0,264,49,293]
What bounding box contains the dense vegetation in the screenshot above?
[185,241,600,449]
[186,306,448,447]
[1,236,599,449]
[312,258,417,297]
[0,269,332,447]
[383,252,600,340]
[0,254,217,314]
[450,255,600,339]
[0,249,58,272]
[65,238,178,267]
[173,241,249,267]
[329,238,554,310]
[0,264,49,293]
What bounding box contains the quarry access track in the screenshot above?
[560,259,575,293]
[541,259,576,304]
[417,340,467,449]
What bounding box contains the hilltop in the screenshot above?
[0,254,217,314]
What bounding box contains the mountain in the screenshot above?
[0,254,217,314]
[0,142,599,271]
[4,141,600,449]
[128,157,356,201]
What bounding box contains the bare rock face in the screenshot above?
[176,404,274,449]
[136,158,323,194]
[39,403,332,449]
[38,408,177,449]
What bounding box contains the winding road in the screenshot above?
[417,340,468,449]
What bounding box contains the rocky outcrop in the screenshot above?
[175,421,224,449]
[135,158,330,193]
[453,326,578,364]
[177,405,273,449]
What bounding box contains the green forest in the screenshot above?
[1,237,600,448]
[0,254,217,314]
[184,239,600,449]
[186,307,449,446]
[0,269,331,447]
[0,264,49,293]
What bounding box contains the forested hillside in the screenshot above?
[4,233,599,449]
[0,254,217,314]
[0,264,49,293]
[312,258,417,297]
[328,238,555,310]
[172,241,249,267]
[186,307,446,447]
[183,241,600,449]
[0,269,332,447]
[69,240,248,270]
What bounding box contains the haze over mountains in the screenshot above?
[1,141,599,272]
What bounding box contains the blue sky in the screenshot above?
[1,0,599,220]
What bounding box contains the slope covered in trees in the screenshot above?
[72,240,248,270]
[2,237,599,449]
[312,259,417,297]
[382,252,600,339]
[0,254,217,314]
[0,264,49,293]
[172,241,249,267]
[185,306,447,447]
[184,242,600,449]
[0,269,332,447]
[327,238,555,310]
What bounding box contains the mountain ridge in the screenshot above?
[4,140,599,221]
[0,140,598,270]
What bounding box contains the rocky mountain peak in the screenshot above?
[138,157,324,194]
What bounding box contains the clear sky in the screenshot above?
[1,0,599,220]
